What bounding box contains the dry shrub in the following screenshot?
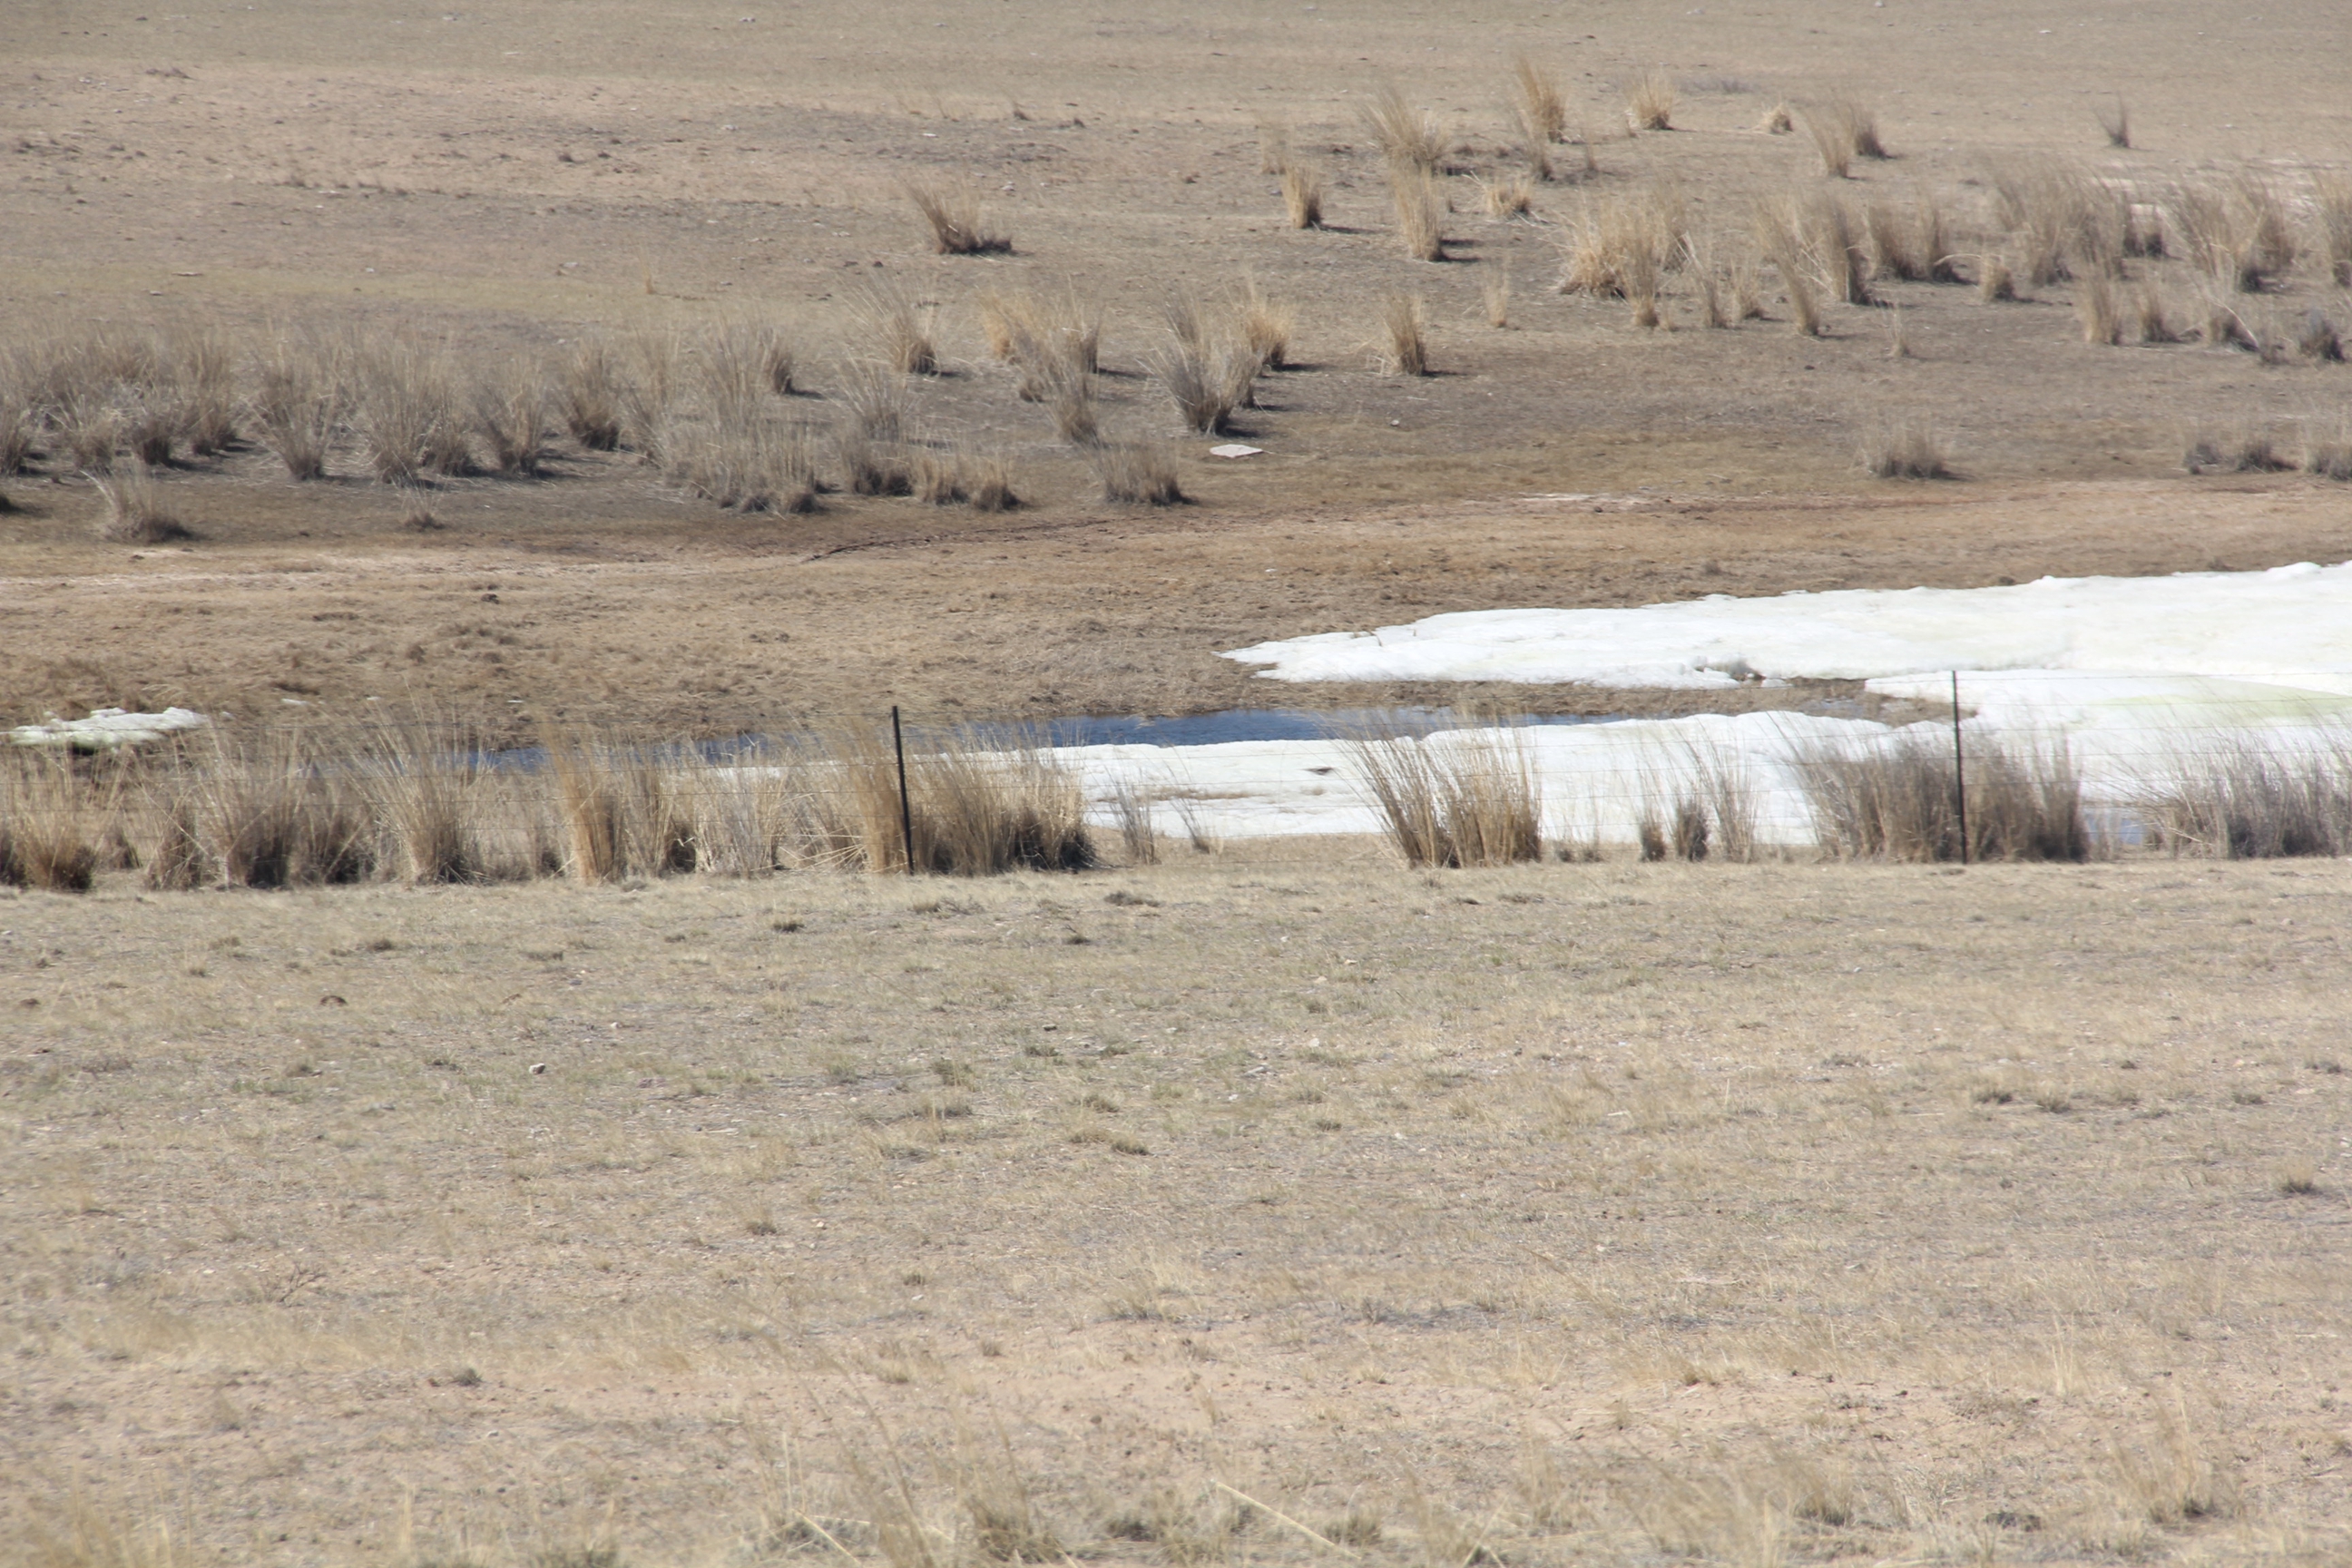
[473,358,549,475]
[1861,419,1953,479]
[2317,174,2352,286]
[1390,168,1445,261]
[905,181,1010,255]
[848,280,936,377]
[2096,97,2131,150]
[250,328,345,479]
[1624,70,1675,132]
[1093,442,1183,505]
[2076,271,2122,345]
[352,336,469,483]
[0,754,104,893]
[2183,421,2291,474]
[1796,730,2089,861]
[1280,164,1324,229]
[89,461,193,544]
[2136,733,2352,858]
[1345,722,1544,869]
[559,337,624,450]
[1361,83,1442,175]
[1377,292,1428,376]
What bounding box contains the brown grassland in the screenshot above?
[5,1,2352,1563]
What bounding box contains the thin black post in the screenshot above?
[1950,671,1969,866]
[891,706,916,876]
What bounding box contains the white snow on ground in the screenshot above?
[9,707,210,749]
[1058,564,2352,844]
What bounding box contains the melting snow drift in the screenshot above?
[10,707,210,750]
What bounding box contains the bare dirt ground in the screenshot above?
[5,857,2350,1566]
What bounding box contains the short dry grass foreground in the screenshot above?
[5,856,2350,1567]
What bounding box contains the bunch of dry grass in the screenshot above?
[189,731,378,888]
[2076,271,2122,345]
[848,280,937,377]
[1978,253,2018,303]
[1511,55,1567,147]
[1861,419,1954,479]
[1345,721,1544,869]
[0,753,105,893]
[1107,780,1159,866]
[816,726,1097,875]
[473,358,549,475]
[706,318,797,404]
[1145,332,1254,435]
[619,331,681,464]
[1807,191,1875,304]
[1093,442,1184,505]
[1756,212,1823,335]
[173,328,239,456]
[1984,156,2124,286]
[673,411,819,513]
[1810,93,1888,165]
[905,182,1010,255]
[2136,733,2352,858]
[967,451,1018,510]
[1624,70,1675,132]
[1558,186,1686,297]
[2134,280,2180,344]
[2170,172,2296,292]
[1483,263,1513,328]
[88,459,193,543]
[1799,104,1852,179]
[0,347,39,476]
[362,723,485,884]
[1760,101,1794,134]
[1479,173,1535,219]
[249,328,345,479]
[1796,730,2089,861]
[1390,169,1446,261]
[1360,83,1443,175]
[545,730,696,881]
[1238,280,1294,371]
[2318,174,2352,286]
[558,337,624,450]
[1377,292,1428,376]
[1280,164,1324,229]
[837,360,911,442]
[838,430,915,496]
[2183,421,2291,474]
[351,336,469,482]
[2295,308,2344,362]
[1863,192,1956,283]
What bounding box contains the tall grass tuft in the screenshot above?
[1511,55,1568,147]
[1754,204,1821,334]
[1361,83,1443,176]
[849,280,937,377]
[0,753,104,893]
[559,337,624,450]
[1559,186,1687,298]
[352,336,469,483]
[2318,174,2352,287]
[2136,734,2352,858]
[906,182,1010,255]
[1861,420,1954,479]
[1239,279,1294,371]
[1378,293,1429,376]
[2096,98,2131,149]
[2076,272,2122,345]
[473,358,549,475]
[1281,164,1324,229]
[1346,721,1544,869]
[1391,169,1446,261]
[1145,327,1253,435]
[1624,70,1675,132]
[818,726,1096,875]
[1796,730,2089,861]
[174,328,239,456]
[250,328,345,479]
[1093,442,1185,505]
[89,460,194,543]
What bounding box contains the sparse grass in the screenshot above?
[2134,280,2180,344]
[905,181,1010,255]
[1256,116,1290,176]
[1377,292,1428,376]
[2135,731,2352,857]
[473,357,549,476]
[2182,420,2291,474]
[1755,209,1823,336]
[2076,271,2122,345]
[1624,70,1675,132]
[1510,55,1567,147]
[2318,173,2352,286]
[1238,280,1293,371]
[2171,171,2296,292]
[1800,104,1852,179]
[1861,419,1954,479]
[174,327,238,456]
[89,460,193,544]
[1280,163,1324,230]
[1483,262,1513,328]
[2306,418,2352,481]
[838,360,911,442]
[1480,173,1535,219]
[351,335,469,483]
[558,336,624,451]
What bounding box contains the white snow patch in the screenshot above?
[10,707,211,750]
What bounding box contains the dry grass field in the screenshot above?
[7,3,2352,1564]
[5,855,2351,1568]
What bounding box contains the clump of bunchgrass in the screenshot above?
[1093,442,1184,505]
[249,327,346,479]
[89,459,194,544]
[1361,83,1443,175]
[1861,420,1954,479]
[1281,164,1324,229]
[1377,293,1428,376]
[1624,70,1675,132]
[905,181,1010,255]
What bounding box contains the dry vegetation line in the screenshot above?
[7,855,2349,1564]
